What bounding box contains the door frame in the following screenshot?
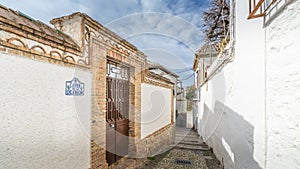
[105,59,131,166]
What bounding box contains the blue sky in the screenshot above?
[1,0,209,86]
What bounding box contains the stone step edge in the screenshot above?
[170,144,211,151]
[175,135,200,139]
[176,142,208,147]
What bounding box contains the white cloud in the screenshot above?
[0,0,208,86]
[106,13,204,50]
[1,0,79,24]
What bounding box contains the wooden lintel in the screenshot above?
[248,0,265,19]
[248,13,265,19]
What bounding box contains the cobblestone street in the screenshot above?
[113,127,222,169]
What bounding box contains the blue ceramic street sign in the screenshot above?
[65,77,84,96]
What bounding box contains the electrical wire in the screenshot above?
[171,67,193,71]
[175,68,193,73]
[179,73,194,81]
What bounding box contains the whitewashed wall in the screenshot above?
[197,1,300,169]
[149,69,177,124]
[266,1,300,169]
[0,53,91,169]
[176,90,187,113]
[197,0,266,168]
[186,111,193,128]
[141,84,171,139]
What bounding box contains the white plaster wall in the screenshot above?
[176,90,187,114]
[197,0,266,168]
[0,53,91,169]
[266,1,300,168]
[176,99,187,113]
[186,111,193,128]
[141,84,171,139]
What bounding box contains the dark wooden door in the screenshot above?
[106,61,129,165]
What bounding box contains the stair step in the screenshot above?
[175,138,199,141]
[175,139,200,143]
[177,142,208,147]
[171,144,211,151]
[175,134,200,138]
[177,144,208,149]
[175,140,200,144]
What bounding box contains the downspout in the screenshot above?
[264,21,268,169]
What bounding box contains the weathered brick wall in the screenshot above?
[90,39,108,169]
[77,13,147,168]
[135,123,175,157]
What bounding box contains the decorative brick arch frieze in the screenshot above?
[0,32,89,67]
[0,8,90,68]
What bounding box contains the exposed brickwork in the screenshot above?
[91,141,107,169]
[90,39,108,169]
[143,73,174,89]
[82,17,146,167]
[0,6,90,67]
[135,123,175,157]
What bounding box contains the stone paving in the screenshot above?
[113,127,222,169]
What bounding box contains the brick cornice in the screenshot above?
[0,17,81,54]
[143,72,174,89]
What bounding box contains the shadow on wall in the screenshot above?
[202,101,262,169]
[176,113,186,128]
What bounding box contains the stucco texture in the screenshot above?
[196,1,300,169]
[266,1,300,168]
[0,53,91,169]
[141,83,172,139]
[196,1,266,168]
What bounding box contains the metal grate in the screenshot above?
[175,159,193,166]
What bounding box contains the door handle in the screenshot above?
[109,123,115,128]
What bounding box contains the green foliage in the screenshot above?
[186,85,196,100]
[186,85,196,111]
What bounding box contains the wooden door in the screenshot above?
[106,61,129,165]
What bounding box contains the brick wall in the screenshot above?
[135,123,175,158]
[80,15,147,168]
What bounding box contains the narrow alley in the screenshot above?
[1,1,300,169]
[112,126,222,169]
[139,127,222,169]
